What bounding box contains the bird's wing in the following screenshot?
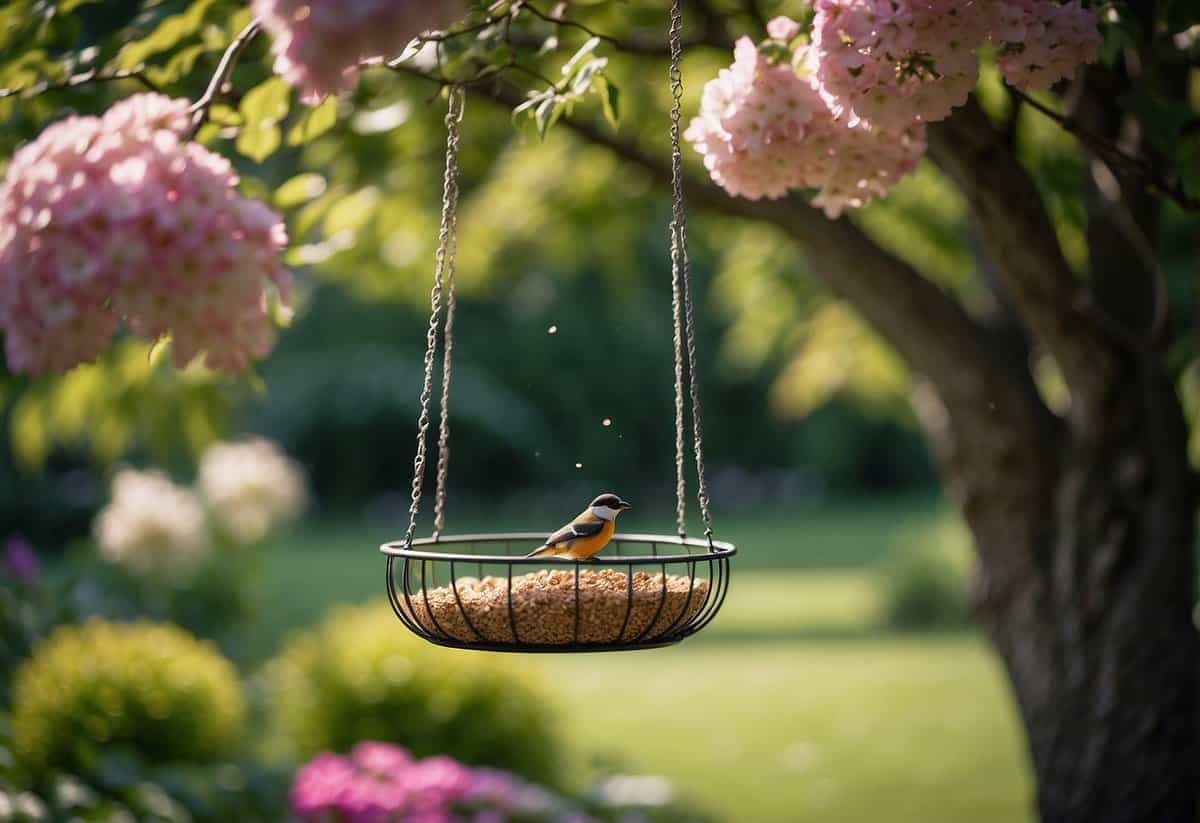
[543,519,605,547]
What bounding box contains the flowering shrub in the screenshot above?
[684,34,925,214]
[265,600,562,784]
[93,468,210,578]
[0,93,290,375]
[198,437,307,545]
[291,742,585,823]
[10,619,245,775]
[688,4,1100,209]
[253,0,463,103]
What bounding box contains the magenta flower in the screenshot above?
[291,753,361,819]
[4,534,40,585]
[351,741,412,776]
[291,743,585,822]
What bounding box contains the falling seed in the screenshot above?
[602,418,612,427]
[547,324,558,334]
[575,462,583,469]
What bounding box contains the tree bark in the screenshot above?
[948,362,1199,823]
[929,100,1200,822]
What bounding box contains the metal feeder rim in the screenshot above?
[379,532,736,565]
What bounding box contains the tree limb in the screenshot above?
[0,66,160,100]
[928,98,1121,438]
[185,18,261,139]
[1008,87,1198,213]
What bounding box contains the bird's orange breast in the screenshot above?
[562,519,615,558]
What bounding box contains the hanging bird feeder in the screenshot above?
[380,1,735,653]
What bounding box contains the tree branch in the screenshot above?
[928,98,1121,437]
[0,66,160,100]
[1009,87,1198,213]
[185,18,261,138]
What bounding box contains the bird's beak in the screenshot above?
[619,500,633,510]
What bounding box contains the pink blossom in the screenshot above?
[765,16,802,42]
[291,742,587,822]
[685,34,926,214]
[351,741,413,777]
[810,0,992,129]
[989,0,1101,90]
[291,752,362,819]
[0,94,290,375]
[253,0,464,103]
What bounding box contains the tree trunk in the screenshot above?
[947,359,1199,822]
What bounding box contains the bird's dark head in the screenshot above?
[590,493,632,517]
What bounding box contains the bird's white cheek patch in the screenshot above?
[590,506,617,520]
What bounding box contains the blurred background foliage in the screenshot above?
[2,0,1195,546]
[0,0,955,549]
[0,2,1198,821]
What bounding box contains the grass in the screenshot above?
[539,637,1031,823]
[249,495,1031,822]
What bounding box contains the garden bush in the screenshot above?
[880,539,969,630]
[11,619,245,776]
[264,599,563,785]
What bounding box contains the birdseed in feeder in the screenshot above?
[400,568,710,646]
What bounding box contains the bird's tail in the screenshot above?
[524,545,559,559]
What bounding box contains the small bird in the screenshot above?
[525,493,633,560]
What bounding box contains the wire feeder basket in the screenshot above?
[383,533,735,652]
[382,2,733,653]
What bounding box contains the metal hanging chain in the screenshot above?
[405,85,464,548]
[666,0,714,541]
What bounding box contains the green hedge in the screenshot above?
[264,599,563,784]
[11,619,245,776]
[880,541,969,629]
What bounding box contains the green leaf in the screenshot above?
[144,43,206,86]
[534,96,563,140]
[569,56,607,94]
[287,97,339,145]
[275,173,328,208]
[596,75,620,127]
[324,186,381,235]
[237,123,281,163]
[116,0,215,70]
[560,36,600,78]
[237,77,291,162]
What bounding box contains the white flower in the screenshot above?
[198,438,307,545]
[94,469,209,577]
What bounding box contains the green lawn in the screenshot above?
[251,496,1032,822]
[538,636,1031,823]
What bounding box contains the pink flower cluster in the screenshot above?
[684,34,925,214]
[990,0,1102,90]
[291,742,589,823]
[253,0,463,103]
[689,3,1101,210]
[809,0,1100,128]
[0,94,290,375]
[810,0,992,130]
